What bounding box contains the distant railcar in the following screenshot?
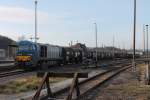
[62,47,75,64]
[73,48,82,63]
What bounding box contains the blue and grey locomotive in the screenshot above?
[15,40,63,69]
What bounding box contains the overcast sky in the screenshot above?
[0,0,149,49]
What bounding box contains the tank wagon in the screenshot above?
[88,48,114,60]
[73,48,82,63]
[62,47,74,64]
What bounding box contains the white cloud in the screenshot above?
[0,6,49,24]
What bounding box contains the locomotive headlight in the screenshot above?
[16,56,32,62]
[27,56,32,61]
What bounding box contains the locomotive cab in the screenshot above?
[15,41,38,68]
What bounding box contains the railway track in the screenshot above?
[49,63,131,100]
[0,64,17,73]
[76,65,132,100]
[0,59,141,83]
[0,70,28,78]
[0,59,128,79]
[31,60,139,100]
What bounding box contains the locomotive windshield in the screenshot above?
[18,45,35,51]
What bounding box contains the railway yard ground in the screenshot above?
[78,64,150,100]
[0,59,120,84]
[0,64,109,100]
[0,0,149,100]
[0,59,149,100]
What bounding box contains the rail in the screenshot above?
[0,70,28,78]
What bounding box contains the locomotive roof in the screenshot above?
[18,40,61,47]
[18,40,36,45]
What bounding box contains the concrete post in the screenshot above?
[148,63,150,85]
[145,63,150,85]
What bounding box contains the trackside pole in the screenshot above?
[132,0,136,72]
[94,23,98,67]
[148,65,150,85]
[146,25,150,85]
[145,62,150,85]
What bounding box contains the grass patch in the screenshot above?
[106,64,150,99]
[0,76,66,94]
[107,79,150,99]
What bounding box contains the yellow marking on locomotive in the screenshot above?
[16,56,32,62]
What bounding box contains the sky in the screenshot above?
[0,0,149,49]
